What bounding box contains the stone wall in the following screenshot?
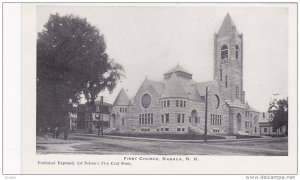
[116,79,232,135]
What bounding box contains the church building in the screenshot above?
[111,13,260,135]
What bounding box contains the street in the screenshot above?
[36,134,288,156]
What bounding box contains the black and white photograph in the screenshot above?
[35,5,290,156]
[2,2,295,175]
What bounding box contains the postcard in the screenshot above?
[19,3,297,174]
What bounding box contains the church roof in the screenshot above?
[113,88,130,106]
[161,73,187,98]
[225,100,259,112]
[179,78,202,101]
[148,80,165,95]
[164,64,192,76]
[225,100,245,109]
[218,13,237,37]
[194,81,214,96]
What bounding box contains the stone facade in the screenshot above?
[111,13,260,135]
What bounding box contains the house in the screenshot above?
[259,121,286,136]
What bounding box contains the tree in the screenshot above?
[268,97,288,135]
[37,14,124,139]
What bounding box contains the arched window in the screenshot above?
[235,45,239,59]
[221,44,228,59]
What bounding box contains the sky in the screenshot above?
[36,5,289,112]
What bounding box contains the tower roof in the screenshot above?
[161,73,187,98]
[164,64,192,79]
[164,64,191,75]
[113,88,130,106]
[218,13,237,37]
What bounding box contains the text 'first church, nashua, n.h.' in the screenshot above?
[85,13,261,136]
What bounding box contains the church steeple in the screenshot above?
[218,13,237,38]
[214,13,245,103]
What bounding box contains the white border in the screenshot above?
[2,3,22,174]
[8,2,297,175]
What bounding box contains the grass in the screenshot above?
[36,145,47,150]
[110,133,226,140]
[270,134,288,137]
[235,134,262,139]
[69,136,92,141]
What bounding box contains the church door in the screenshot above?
[191,110,198,126]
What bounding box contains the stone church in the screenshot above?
[111,13,260,135]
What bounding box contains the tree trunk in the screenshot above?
[63,111,69,140]
[64,128,68,140]
[88,104,93,134]
[52,128,55,138]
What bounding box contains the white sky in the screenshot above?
[37,5,289,112]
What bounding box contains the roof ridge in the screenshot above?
[194,80,214,85]
[148,79,163,84]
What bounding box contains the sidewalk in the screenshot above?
[36,135,77,144]
[70,132,282,144]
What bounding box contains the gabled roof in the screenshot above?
[194,81,213,96]
[113,88,130,106]
[148,80,165,95]
[178,78,202,101]
[218,13,238,37]
[161,73,187,98]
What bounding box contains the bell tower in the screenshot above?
[214,13,245,103]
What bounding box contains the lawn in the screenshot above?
[110,133,226,140]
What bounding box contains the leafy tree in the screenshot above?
[268,97,288,135]
[37,14,124,139]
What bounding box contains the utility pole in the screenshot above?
[204,86,208,142]
[97,112,100,137]
[97,96,104,136]
[101,96,104,136]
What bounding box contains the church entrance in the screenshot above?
[237,113,242,131]
[191,110,199,126]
